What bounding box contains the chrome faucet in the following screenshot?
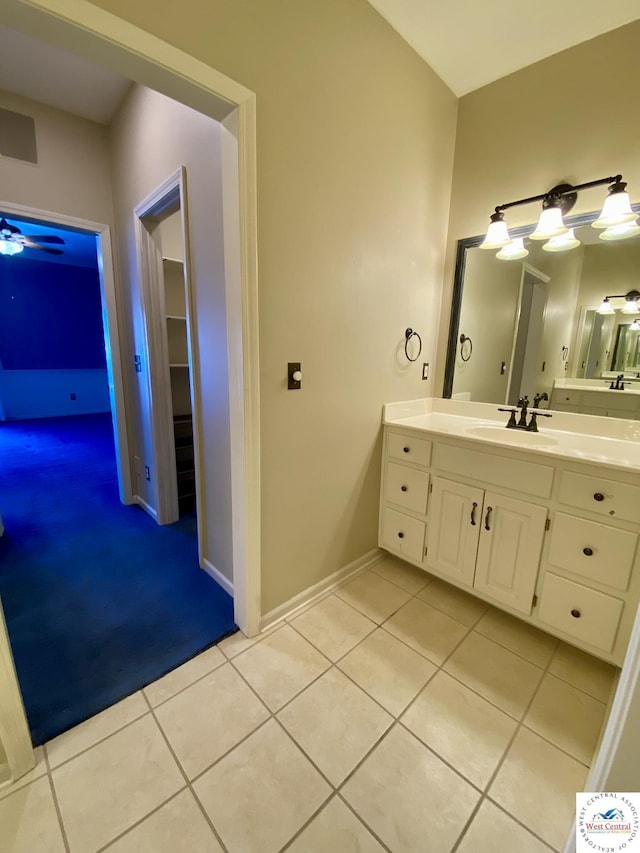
[498,396,552,432]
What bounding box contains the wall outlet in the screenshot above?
[70,393,76,400]
[422,362,429,380]
[145,466,150,481]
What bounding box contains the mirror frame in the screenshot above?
[442,205,640,398]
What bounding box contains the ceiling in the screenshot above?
[367,0,640,95]
[0,213,100,268]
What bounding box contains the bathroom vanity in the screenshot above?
[551,378,640,419]
[379,398,640,666]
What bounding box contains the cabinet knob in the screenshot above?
[401,485,408,492]
[593,492,604,502]
[397,532,404,539]
[403,446,410,453]
[583,547,593,556]
[571,608,581,618]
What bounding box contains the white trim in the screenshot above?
[133,494,158,521]
[0,599,34,785]
[202,559,234,598]
[0,201,133,505]
[6,0,261,637]
[260,549,385,631]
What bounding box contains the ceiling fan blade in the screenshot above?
[0,217,21,235]
[23,240,64,255]
[24,234,65,244]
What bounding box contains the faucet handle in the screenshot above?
[498,407,518,428]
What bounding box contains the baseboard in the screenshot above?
[260,547,385,631]
[202,559,234,597]
[133,495,157,521]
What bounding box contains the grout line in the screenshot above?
[484,797,560,852]
[93,787,190,853]
[43,751,71,853]
[143,654,228,711]
[336,792,395,853]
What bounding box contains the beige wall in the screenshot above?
[438,20,640,393]
[90,0,458,612]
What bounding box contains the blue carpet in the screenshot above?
[0,413,236,745]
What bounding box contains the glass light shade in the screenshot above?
[622,299,639,314]
[592,190,638,229]
[631,319,640,331]
[529,206,568,240]
[597,298,615,315]
[542,228,581,253]
[599,222,640,241]
[496,237,528,260]
[0,239,23,256]
[479,215,510,250]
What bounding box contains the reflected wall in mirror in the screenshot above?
[444,209,640,408]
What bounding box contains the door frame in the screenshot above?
[0,200,133,505]
[4,0,262,637]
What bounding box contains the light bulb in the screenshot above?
[599,222,640,241]
[542,228,580,253]
[597,298,615,315]
[529,206,568,240]
[622,299,639,315]
[479,211,511,249]
[496,237,528,260]
[593,181,638,229]
[0,238,23,256]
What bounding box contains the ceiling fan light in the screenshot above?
[529,206,568,240]
[592,182,638,229]
[479,211,511,249]
[599,222,640,242]
[496,237,528,260]
[0,238,23,256]
[542,228,581,253]
[597,297,615,315]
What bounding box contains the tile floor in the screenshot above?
[1,555,617,853]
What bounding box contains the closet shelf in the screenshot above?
[169,363,189,368]
[166,314,187,321]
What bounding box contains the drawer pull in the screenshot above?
[484,506,493,531]
[583,547,593,556]
[470,501,478,526]
[403,446,410,454]
[593,492,605,502]
[401,485,408,492]
[397,531,404,539]
[571,608,581,618]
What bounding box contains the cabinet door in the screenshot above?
[474,492,547,614]
[426,477,482,587]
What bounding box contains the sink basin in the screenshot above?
[465,425,558,447]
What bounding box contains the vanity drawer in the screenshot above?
[558,471,640,524]
[548,513,637,591]
[384,462,429,515]
[387,432,432,467]
[581,391,637,412]
[381,507,426,563]
[538,573,623,653]
[433,443,553,498]
[554,390,582,406]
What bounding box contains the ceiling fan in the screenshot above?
[0,217,65,256]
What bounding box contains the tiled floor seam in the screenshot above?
[92,786,190,853]
[143,656,228,711]
[335,792,395,853]
[43,745,71,853]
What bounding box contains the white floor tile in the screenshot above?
[52,715,184,853]
[383,598,468,665]
[143,646,225,707]
[489,727,588,850]
[335,571,412,623]
[401,670,517,789]
[194,719,331,853]
[287,796,385,852]
[0,777,66,853]
[418,577,488,626]
[457,799,553,853]
[524,673,607,765]
[278,668,392,784]
[0,746,46,801]
[369,555,431,594]
[475,608,558,667]
[46,692,148,769]
[217,625,275,659]
[291,594,376,662]
[104,789,223,852]
[444,632,543,719]
[549,643,617,703]
[154,662,269,779]
[342,724,480,853]
[337,627,436,716]
[233,624,330,711]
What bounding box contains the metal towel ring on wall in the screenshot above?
[404,328,422,362]
[459,334,473,362]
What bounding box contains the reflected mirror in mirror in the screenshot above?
[444,209,640,409]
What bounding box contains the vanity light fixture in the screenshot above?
[631,319,640,331]
[496,236,528,260]
[481,174,637,260]
[0,238,23,256]
[542,228,581,253]
[597,290,640,314]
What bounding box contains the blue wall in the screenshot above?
[0,256,106,370]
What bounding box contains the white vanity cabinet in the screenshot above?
[379,422,640,666]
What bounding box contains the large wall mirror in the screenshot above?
[443,207,640,407]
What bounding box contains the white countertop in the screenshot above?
[383,398,640,472]
[553,379,640,396]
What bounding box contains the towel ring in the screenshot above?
[459,334,473,362]
[404,328,422,362]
